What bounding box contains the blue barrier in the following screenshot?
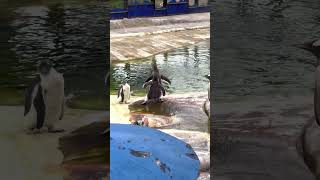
[110,1,209,19]
[110,124,200,180]
[111,8,128,19]
[154,8,167,16]
[128,4,154,17]
[167,2,189,15]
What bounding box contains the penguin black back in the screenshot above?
[117,84,124,102]
[145,59,171,84]
[147,81,165,100]
[34,85,45,129]
[24,74,46,129]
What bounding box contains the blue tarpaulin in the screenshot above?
[110,123,200,180]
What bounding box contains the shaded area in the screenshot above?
[212,95,315,179]
[59,121,109,180]
[0,106,107,179]
[213,0,320,100]
[212,0,320,179]
[0,1,108,109]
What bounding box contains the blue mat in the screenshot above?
[110,123,200,180]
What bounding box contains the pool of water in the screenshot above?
[212,0,320,101]
[111,40,210,96]
[0,0,108,109]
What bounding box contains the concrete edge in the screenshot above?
[111,25,210,38]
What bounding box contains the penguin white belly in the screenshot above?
[123,84,130,103]
[117,89,123,103]
[24,84,39,129]
[41,70,64,128]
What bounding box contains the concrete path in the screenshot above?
[110,13,210,61]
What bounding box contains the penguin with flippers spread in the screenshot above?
[142,60,169,105]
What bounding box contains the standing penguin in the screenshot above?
[24,60,65,133]
[117,81,130,104]
[142,60,168,105]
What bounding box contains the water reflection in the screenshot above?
[213,0,320,100]
[111,40,210,95]
[0,1,108,108]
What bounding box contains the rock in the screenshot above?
[129,93,209,132]
[59,121,109,180]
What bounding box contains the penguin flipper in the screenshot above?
[161,75,171,84]
[121,89,124,102]
[144,76,153,83]
[143,81,152,88]
[160,85,166,96]
[24,75,41,116]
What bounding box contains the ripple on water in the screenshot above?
[111,40,210,95]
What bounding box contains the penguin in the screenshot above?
[143,59,171,86]
[142,79,166,105]
[142,60,169,105]
[295,39,320,177]
[295,39,320,125]
[117,81,130,104]
[24,60,65,133]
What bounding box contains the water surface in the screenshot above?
[111,40,210,96]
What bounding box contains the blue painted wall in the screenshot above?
[110,0,209,19]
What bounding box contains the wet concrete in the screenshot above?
[212,95,316,180]
[129,93,209,132]
[110,13,209,61]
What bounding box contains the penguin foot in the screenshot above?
[26,128,42,135]
[48,128,65,133]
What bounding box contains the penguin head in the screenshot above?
[295,40,320,61]
[122,79,128,85]
[38,60,52,75]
